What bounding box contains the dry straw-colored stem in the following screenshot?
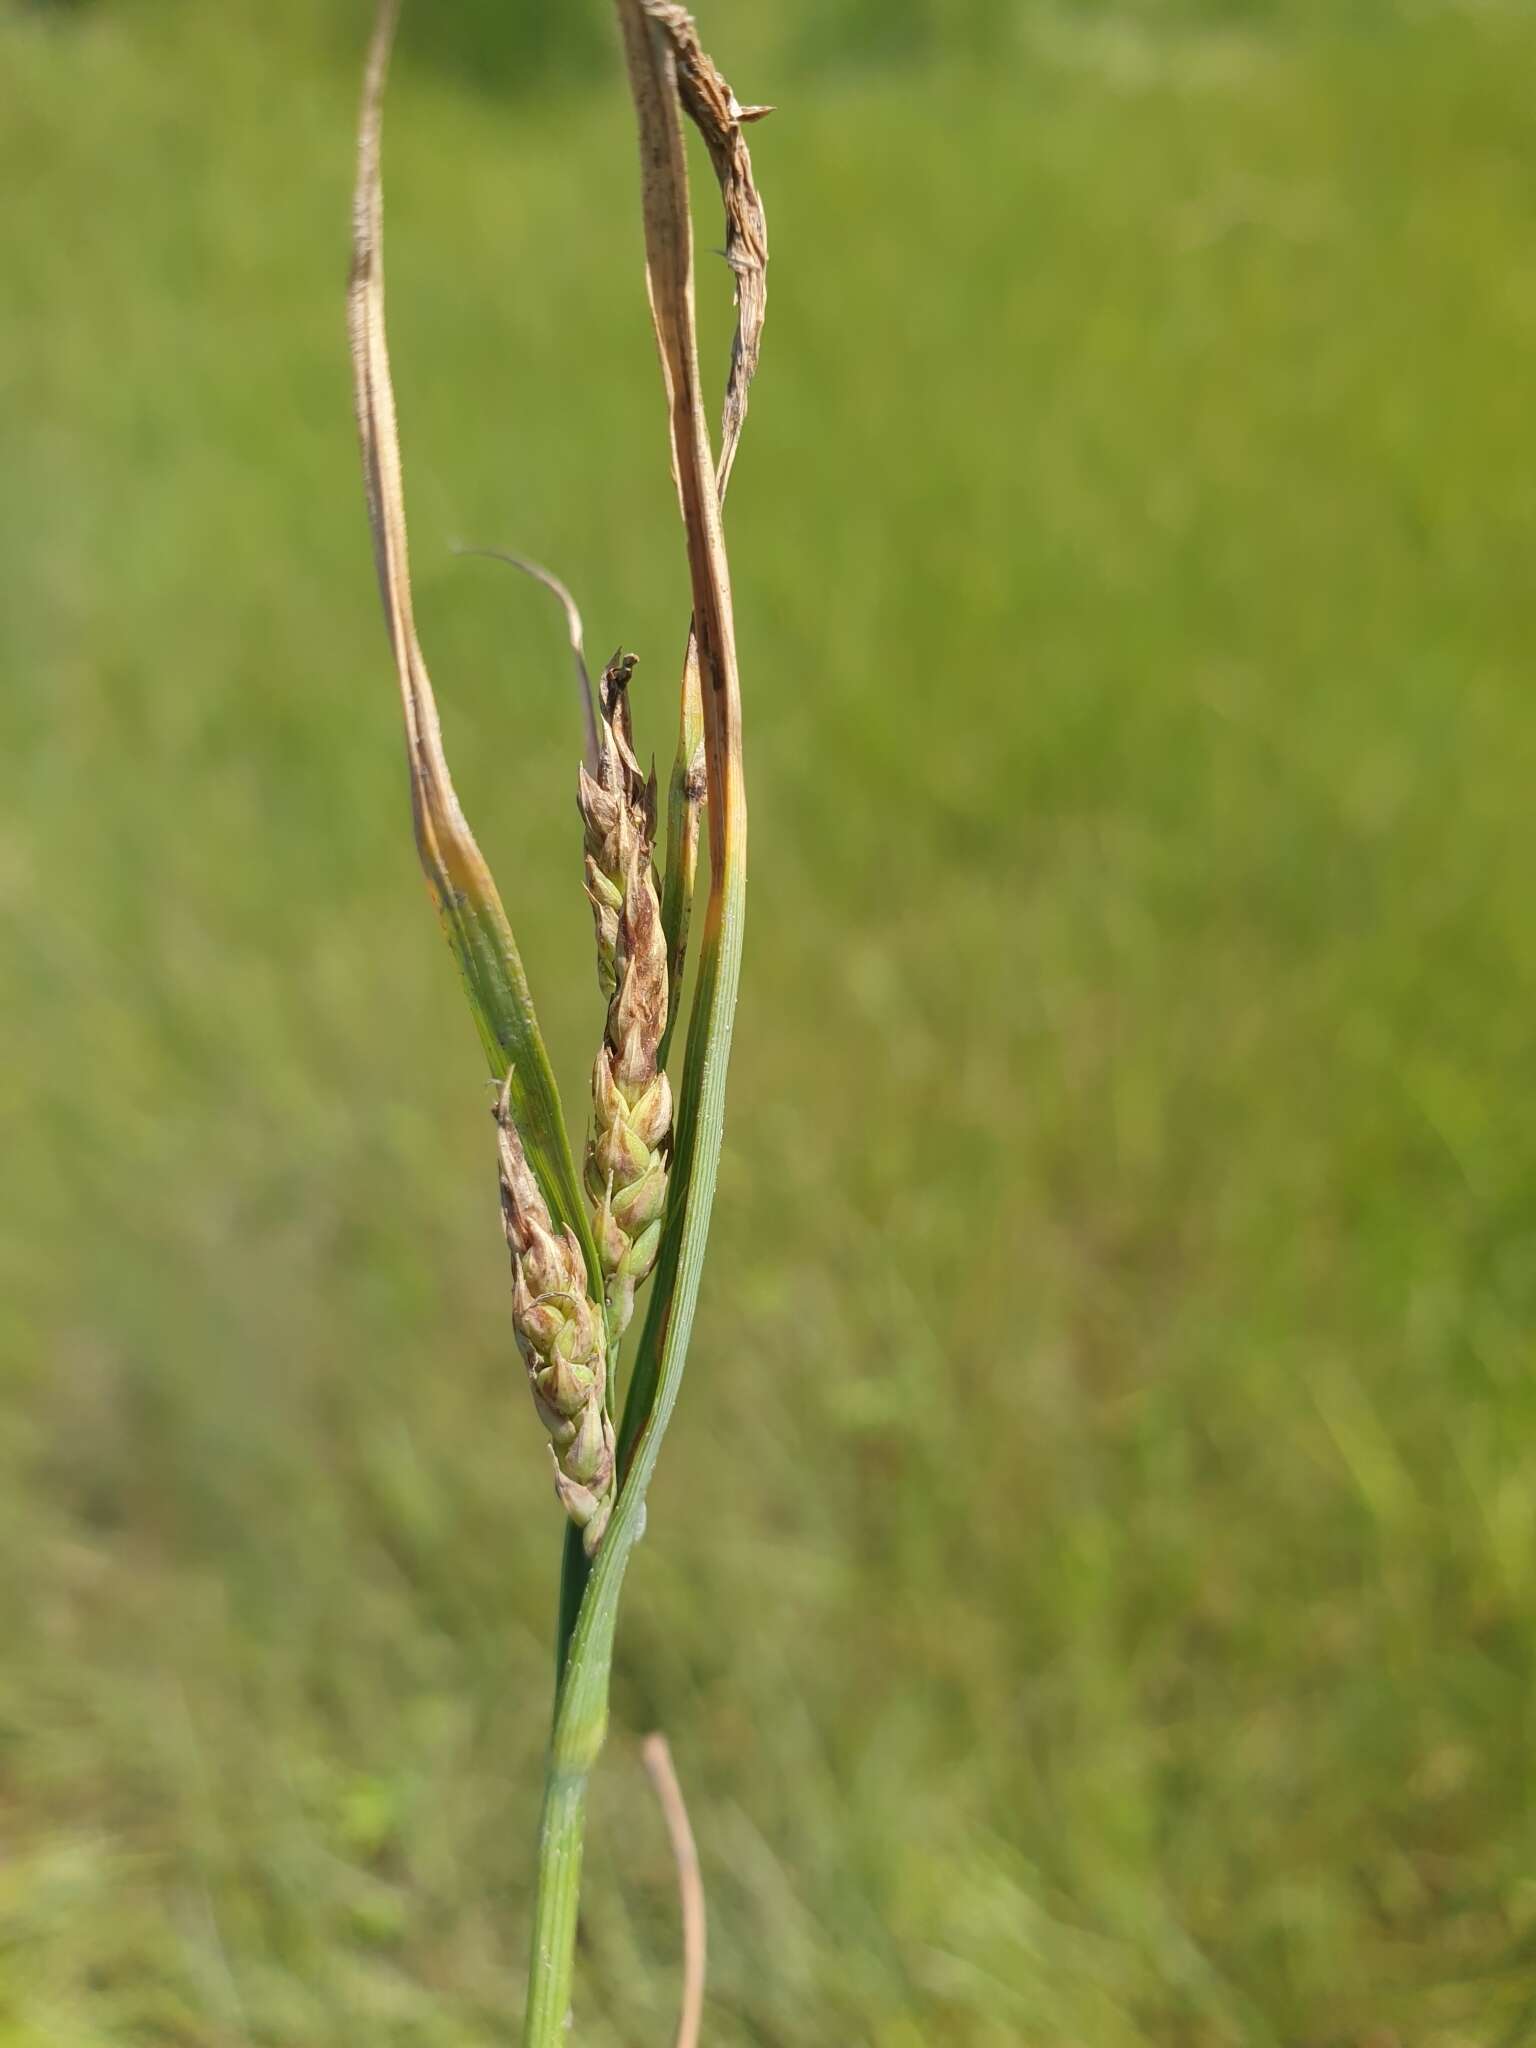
[642,1733,706,2048]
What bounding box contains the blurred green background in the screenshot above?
[4,1,1536,2041]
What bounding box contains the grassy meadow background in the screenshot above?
[5,0,1536,2040]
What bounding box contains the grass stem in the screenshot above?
[520,1768,589,2048]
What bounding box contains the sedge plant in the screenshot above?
[347,1,768,2039]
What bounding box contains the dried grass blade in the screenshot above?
[348,0,592,1260]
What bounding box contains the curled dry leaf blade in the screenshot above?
[653,2,768,1052]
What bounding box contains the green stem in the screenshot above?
[555,1521,591,1682]
[526,791,745,2037]
[521,1767,589,2048]
[526,1541,613,2045]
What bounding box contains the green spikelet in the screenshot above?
[495,1076,615,1555]
[579,654,673,1338]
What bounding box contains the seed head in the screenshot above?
[578,654,674,1339]
[495,1075,614,1553]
